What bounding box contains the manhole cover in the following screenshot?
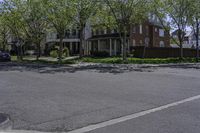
[0,113,7,123]
[0,113,12,130]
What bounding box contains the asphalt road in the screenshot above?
[88,98,200,133]
[0,63,200,132]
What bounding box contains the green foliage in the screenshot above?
[79,57,200,64]
[50,50,58,58]
[0,15,9,51]
[42,0,74,63]
[71,0,100,57]
[63,47,70,57]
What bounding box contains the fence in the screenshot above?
[131,46,200,58]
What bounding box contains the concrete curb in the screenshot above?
[0,113,12,131]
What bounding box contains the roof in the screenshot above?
[185,30,192,37]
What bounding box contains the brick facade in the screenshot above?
[130,21,170,48]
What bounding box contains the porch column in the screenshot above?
[88,41,91,55]
[114,39,117,56]
[86,41,89,55]
[109,39,112,56]
[76,42,78,52]
[76,29,78,37]
[70,42,73,54]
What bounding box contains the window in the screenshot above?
[96,29,99,35]
[145,37,149,47]
[72,29,76,36]
[107,29,111,34]
[140,40,143,44]
[132,39,136,46]
[160,41,165,47]
[155,28,158,32]
[159,29,165,37]
[104,29,107,34]
[100,30,104,35]
[133,26,136,33]
[139,25,142,34]
[92,30,96,36]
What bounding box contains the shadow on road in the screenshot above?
[0,62,200,74]
[0,62,156,74]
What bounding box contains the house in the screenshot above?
[188,30,200,48]
[45,29,80,55]
[45,23,92,55]
[85,15,170,56]
[170,30,200,49]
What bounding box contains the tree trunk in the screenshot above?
[79,28,84,58]
[180,42,183,59]
[196,21,199,62]
[142,46,146,58]
[122,32,127,62]
[2,41,6,51]
[36,43,41,61]
[58,36,63,64]
[178,33,183,59]
[17,46,20,61]
[19,45,23,61]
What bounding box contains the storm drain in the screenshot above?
[0,113,12,130]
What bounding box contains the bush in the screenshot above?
[63,47,70,57]
[50,50,58,58]
[91,51,110,57]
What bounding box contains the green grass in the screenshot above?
[11,56,18,61]
[11,56,200,65]
[79,57,200,64]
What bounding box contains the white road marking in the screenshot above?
[1,94,200,133]
[67,94,200,133]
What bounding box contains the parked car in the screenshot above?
[0,51,11,62]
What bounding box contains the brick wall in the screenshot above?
[129,22,170,48]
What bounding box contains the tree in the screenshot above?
[2,0,28,61]
[0,14,9,51]
[42,0,73,64]
[71,0,99,58]
[102,0,149,61]
[20,0,47,61]
[188,0,200,62]
[153,0,191,59]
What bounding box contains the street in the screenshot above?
[0,63,200,132]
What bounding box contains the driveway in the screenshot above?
[0,63,200,132]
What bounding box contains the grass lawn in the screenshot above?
[79,57,200,64]
[11,56,18,61]
[11,56,200,64]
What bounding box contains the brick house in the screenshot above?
[85,20,170,56]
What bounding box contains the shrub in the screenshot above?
[63,47,70,57]
[91,51,110,57]
[50,50,58,58]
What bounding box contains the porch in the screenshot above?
[85,38,131,56]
